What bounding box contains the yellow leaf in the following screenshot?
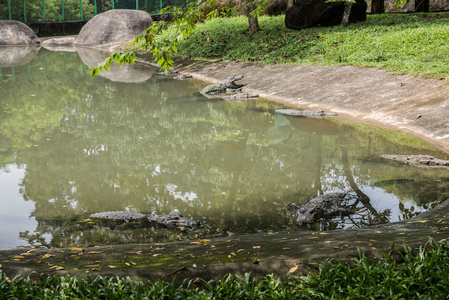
[42,254,55,259]
[370,239,377,242]
[192,264,197,268]
[12,256,25,259]
[190,242,202,245]
[174,249,183,253]
[237,249,245,253]
[375,231,382,234]
[368,243,373,247]
[288,266,298,273]
[437,219,443,224]
[125,262,130,266]
[51,266,64,270]
[253,246,261,249]
[69,248,82,251]
[324,241,332,244]
[417,220,428,223]
[85,264,99,268]
[282,248,291,250]
[320,233,330,235]
[268,232,274,235]
[108,265,117,269]
[309,237,319,240]
[20,253,32,256]
[27,249,37,253]
[227,255,232,259]
[200,239,211,243]
[88,251,100,254]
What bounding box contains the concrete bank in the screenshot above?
[161,57,449,153]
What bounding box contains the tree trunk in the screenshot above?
[371,0,384,14]
[414,0,429,12]
[287,0,294,9]
[341,3,353,27]
[246,2,260,33]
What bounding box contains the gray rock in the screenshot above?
[90,211,200,228]
[285,0,367,30]
[42,37,77,52]
[381,155,449,168]
[0,20,40,46]
[0,46,39,67]
[74,9,153,47]
[276,109,338,118]
[200,75,245,97]
[76,47,154,83]
[296,193,350,225]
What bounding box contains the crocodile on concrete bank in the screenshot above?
[380,155,449,168]
[200,75,245,97]
[296,193,352,225]
[90,211,200,228]
[276,109,338,118]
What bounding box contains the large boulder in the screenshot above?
[285,0,367,30]
[0,20,40,46]
[74,9,153,47]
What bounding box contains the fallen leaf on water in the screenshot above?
[200,239,211,243]
[417,220,428,223]
[70,248,82,251]
[398,233,405,235]
[131,262,137,266]
[174,250,183,253]
[289,266,298,273]
[368,243,373,247]
[155,248,165,251]
[309,237,319,240]
[253,246,261,249]
[27,249,37,253]
[58,250,64,253]
[86,222,95,224]
[253,259,260,264]
[108,265,117,269]
[320,233,330,235]
[282,248,291,250]
[92,268,99,271]
[324,241,332,244]
[125,263,130,266]
[12,256,25,259]
[190,242,202,245]
[237,249,245,253]
[153,254,161,257]
[226,240,232,242]
[88,251,100,254]
[85,264,99,268]
[227,255,232,259]
[20,253,32,256]
[268,232,274,235]
[12,259,20,261]
[370,239,377,242]
[210,245,215,248]
[375,231,382,234]
[50,266,64,270]
[230,252,236,256]
[192,264,197,268]
[437,220,443,224]
[42,254,55,259]
[333,246,340,249]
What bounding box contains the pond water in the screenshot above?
[1,47,449,250]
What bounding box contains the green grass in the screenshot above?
[159,13,449,79]
[2,238,449,299]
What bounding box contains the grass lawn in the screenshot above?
[157,12,449,79]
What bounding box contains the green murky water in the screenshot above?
[1,47,449,249]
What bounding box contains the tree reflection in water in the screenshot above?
[1,49,449,249]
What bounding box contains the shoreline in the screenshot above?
[154,56,449,154]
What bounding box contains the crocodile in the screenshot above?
[200,75,245,97]
[89,211,200,228]
[276,109,338,118]
[173,74,193,80]
[221,93,259,102]
[296,193,352,225]
[380,155,449,168]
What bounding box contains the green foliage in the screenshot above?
[158,12,449,78]
[2,238,449,298]
[0,0,95,22]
